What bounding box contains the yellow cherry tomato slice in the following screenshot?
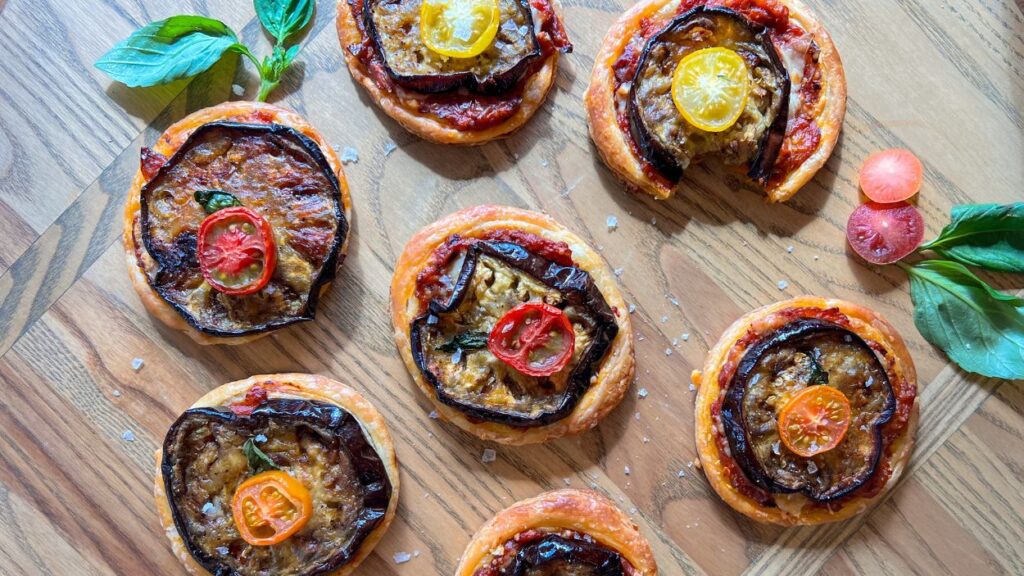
[231,470,312,546]
[778,385,852,458]
[420,0,500,59]
[671,47,751,133]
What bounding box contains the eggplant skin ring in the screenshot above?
[154,373,399,576]
[123,101,353,345]
[390,205,635,445]
[585,0,847,202]
[456,489,658,575]
[694,297,919,525]
[336,0,567,145]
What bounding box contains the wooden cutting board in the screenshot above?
[0,0,1020,574]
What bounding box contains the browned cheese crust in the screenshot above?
[336,0,562,145]
[123,101,352,345]
[584,0,846,201]
[455,489,658,575]
[693,297,919,525]
[153,373,399,576]
[390,205,634,444]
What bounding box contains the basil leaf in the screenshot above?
[254,0,315,43]
[194,190,242,214]
[920,203,1024,272]
[906,260,1024,379]
[95,16,240,87]
[243,437,280,474]
[436,332,490,353]
[806,354,829,385]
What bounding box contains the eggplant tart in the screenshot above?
[337,0,572,144]
[155,374,399,576]
[124,102,352,345]
[585,0,847,202]
[456,489,657,575]
[390,206,634,444]
[694,297,919,525]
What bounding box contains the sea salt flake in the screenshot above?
[628,303,636,314]
[637,387,648,399]
[429,410,439,419]
[383,141,397,156]
[481,448,497,463]
[634,412,641,421]
[807,461,819,474]
[677,470,686,478]
[255,434,268,443]
[771,441,781,455]
[787,245,794,253]
[614,268,625,277]
[216,546,230,555]
[339,146,359,164]
[606,215,619,231]
[664,348,673,356]
[777,280,789,290]
[564,478,571,485]
[624,466,631,475]
[642,437,650,444]
[629,507,638,514]
[231,84,245,96]
[121,430,136,442]
[660,315,668,323]
[111,390,122,398]
[131,357,144,371]
[688,383,696,392]
[394,551,412,564]
[201,502,219,516]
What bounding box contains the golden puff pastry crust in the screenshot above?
[336,0,563,145]
[456,489,658,575]
[584,0,846,202]
[390,205,634,444]
[694,296,918,525]
[154,373,399,576]
[123,101,352,346]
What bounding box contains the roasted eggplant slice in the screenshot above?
[720,319,895,501]
[490,533,628,575]
[140,122,347,337]
[410,240,618,427]
[365,0,542,94]
[627,6,789,183]
[162,398,392,576]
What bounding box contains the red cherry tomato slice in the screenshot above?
[847,201,924,265]
[198,206,276,295]
[488,302,576,377]
[859,148,923,203]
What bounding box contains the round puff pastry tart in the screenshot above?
[336,0,572,144]
[585,0,846,202]
[124,101,352,345]
[694,297,918,525]
[155,373,399,576]
[456,489,657,575]
[390,205,634,444]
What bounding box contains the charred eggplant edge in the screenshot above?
[410,240,618,427]
[719,318,896,502]
[363,0,543,94]
[160,398,392,576]
[503,534,626,575]
[140,122,348,338]
[626,5,790,184]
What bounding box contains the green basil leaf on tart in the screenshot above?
[159,376,397,576]
[137,121,347,338]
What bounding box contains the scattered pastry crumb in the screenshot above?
[339,146,359,164]
[121,430,136,442]
[393,551,412,564]
[481,448,497,464]
[414,551,421,558]
[131,357,144,371]
[777,280,789,290]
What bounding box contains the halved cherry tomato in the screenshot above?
[859,148,923,203]
[778,385,852,458]
[420,0,500,59]
[488,302,575,377]
[198,206,276,295]
[231,470,312,546]
[846,201,924,265]
[671,47,750,133]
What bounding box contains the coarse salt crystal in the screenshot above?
[131,357,144,371]
[624,466,631,475]
[688,383,696,391]
[614,268,624,277]
[664,348,673,356]
[787,246,794,253]
[384,141,397,156]
[481,448,497,463]
[112,390,122,398]
[677,470,686,478]
[777,280,789,290]
[628,303,636,314]
[637,387,648,399]
[429,410,439,419]
[682,333,690,341]
[606,215,618,231]
[339,146,359,164]
[394,551,412,564]
[231,84,245,96]
[121,430,136,442]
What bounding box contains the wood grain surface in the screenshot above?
[0,0,1022,574]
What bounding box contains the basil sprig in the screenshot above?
[95,0,315,102]
[194,190,242,214]
[888,202,1024,380]
[243,437,280,474]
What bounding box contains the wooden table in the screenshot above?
[1,0,1021,574]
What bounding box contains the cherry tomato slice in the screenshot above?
[420,0,500,59]
[231,470,312,546]
[672,47,750,133]
[198,206,276,295]
[846,201,924,265]
[488,302,575,377]
[778,385,852,458]
[859,148,923,203]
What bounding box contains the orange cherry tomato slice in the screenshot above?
[198,206,276,295]
[231,470,312,546]
[488,302,575,377]
[846,201,925,265]
[859,148,923,203]
[778,386,852,458]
